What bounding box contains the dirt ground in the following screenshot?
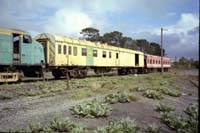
[0,69,198,132]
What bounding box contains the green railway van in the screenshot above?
[0,27,45,79]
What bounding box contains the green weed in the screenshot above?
[70,99,111,118]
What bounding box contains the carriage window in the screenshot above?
[73,47,77,56]
[63,45,67,55]
[93,49,97,57]
[150,59,152,64]
[116,53,119,59]
[82,48,87,56]
[109,51,112,58]
[23,35,32,43]
[68,46,71,55]
[13,35,20,54]
[102,51,106,58]
[58,45,62,54]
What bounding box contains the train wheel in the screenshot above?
[52,69,61,79]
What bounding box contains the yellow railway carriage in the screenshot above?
[35,33,144,78]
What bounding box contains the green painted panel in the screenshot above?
[86,46,93,66]
[0,34,12,64]
[21,41,45,65]
[21,43,33,64]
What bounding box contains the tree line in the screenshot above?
[80,27,164,56]
[173,57,199,69]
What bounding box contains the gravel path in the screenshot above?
[0,69,198,132]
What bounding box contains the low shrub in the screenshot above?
[160,111,189,132]
[29,118,88,133]
[0,93,12,100]
[184,103,199,133]
[144,123,161,133]
[155,103,175,112]
[104,91,137,104]
[135,87,146,92]
[143,90,163,100]
[29,122,43,132]
[70,99,112,118]
[161,88,181,97]
[184,103,198,120]
[95,117,140,133]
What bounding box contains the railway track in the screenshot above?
[0,71,119,84]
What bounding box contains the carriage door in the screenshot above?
[115,52,119,66]
[13,34,21,64]
[135,54,139,66]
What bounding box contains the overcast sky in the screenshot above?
[0,0,199,60]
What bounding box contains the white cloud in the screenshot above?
[165,13,199,34]
[131,13,199,59]
[44,9,93,38]
[166,12,176,17]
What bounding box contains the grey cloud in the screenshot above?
[187,26,199,35]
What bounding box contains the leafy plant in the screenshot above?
[70,99,112,118]
[136,87,146,92]
[184,103,198,120]
[29,122,43,133]
[0,93,12,100]
[143,90,163,100]
[95,117,140,133]
[29,118,88,133]
[155,103,175,113]
[49,118,75,132]
[160,111,189,132]
[144,123,161,133]
[184,103,199,133]
[104,91,137,104]
[161,88,181,97]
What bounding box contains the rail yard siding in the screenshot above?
[35,33,144,67]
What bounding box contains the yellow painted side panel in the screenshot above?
[119,52,134,67]
[93,48,116,67]
[70,45,86,66]
[54,42,67,66]
[51,34,145,67]
[54,42,87,66]
[139,54,144,67]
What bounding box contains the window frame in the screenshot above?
[102,51,106,58]
[109,51,112,58]
[58,44,62,54]
[63,45,67,55]
[68,46,72,55]
[116,53,119,59]
[93,49,98,57]
[82,48,87,56]
[73,46,77,56]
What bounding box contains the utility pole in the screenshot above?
[160,27,167,74]
[161,28,163,73]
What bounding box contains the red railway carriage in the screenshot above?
[144,54,171,72]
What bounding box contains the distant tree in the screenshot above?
[79,28,167,56]
[80,27,100,42]
[150,42,162,56]
[102,31,123,46]
[120,36,132,48]
[122,39,139,50]
[179,57,189,66]
[136,39,153,54]
[193,60,199,68]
